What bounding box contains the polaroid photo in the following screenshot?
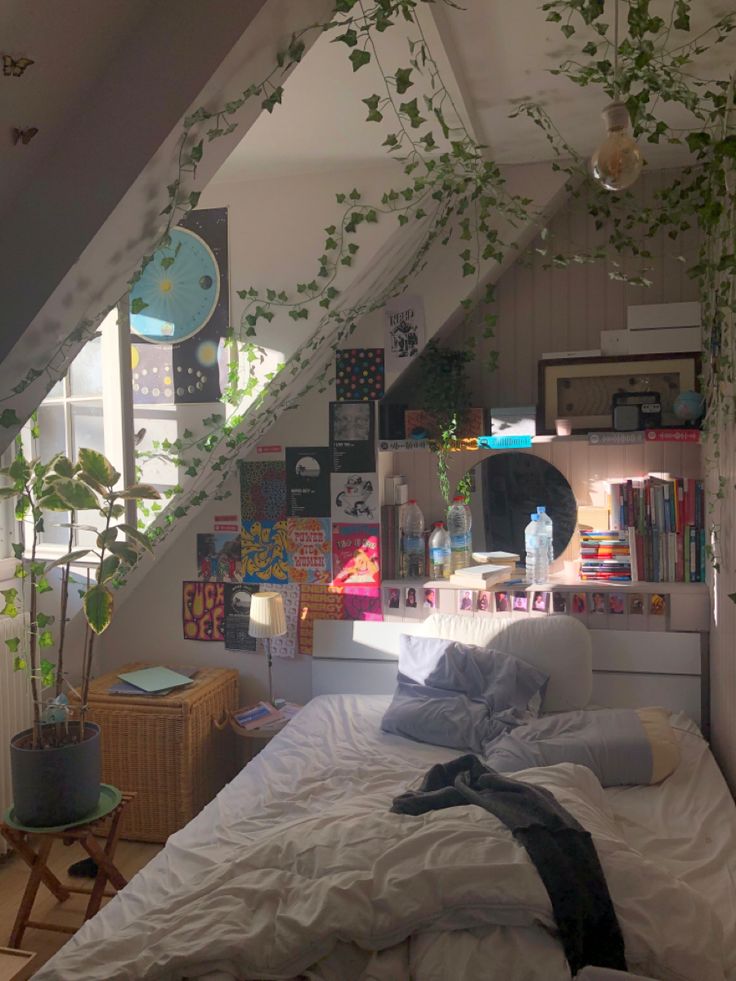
[385,586,402,612]
[457,589,476,613]
[552,591,567,614]
[495,590,510,613]
[477,590,493,614]
[423,587,438,611]
[532,591,550,614]
[570,592,587,617]
[512,591,528,613]
[608,592,625,615]
[628,593,644,616]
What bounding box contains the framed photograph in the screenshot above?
[537,354,700,434]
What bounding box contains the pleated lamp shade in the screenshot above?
[248,591,287,639]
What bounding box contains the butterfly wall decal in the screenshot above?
[12,127,39,145]
[2,54,34,77]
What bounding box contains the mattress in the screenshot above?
[38,694,736,980]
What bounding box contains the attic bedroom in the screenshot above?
[0,1,734,978]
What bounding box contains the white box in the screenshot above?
[601,330,629,355]
[627,326,701,354]
[490,406,536,437]
[627,301,700,331]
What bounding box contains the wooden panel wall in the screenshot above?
[438,169,701,409]
[709,426,736,792]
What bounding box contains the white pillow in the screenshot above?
[419,613,592,712]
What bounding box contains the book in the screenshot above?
[452,563,510,580]
[450,565,517,588]
[109,666,197,696]
[233,701,284,730]
[471,551,520,566]
[117,667,195,694]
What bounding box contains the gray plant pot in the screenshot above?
[10,722,101,827]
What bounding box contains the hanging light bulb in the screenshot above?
[590,0,644,192]
[591,101,644,191]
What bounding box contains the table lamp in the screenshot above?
[248,591,287,705]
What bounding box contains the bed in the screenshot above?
[36,614,736,981]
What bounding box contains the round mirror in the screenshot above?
[467,453,577,561]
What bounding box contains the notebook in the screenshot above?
[109,666,198,696]
[117,667,195,694]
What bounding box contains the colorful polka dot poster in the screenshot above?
[335,348,385,402]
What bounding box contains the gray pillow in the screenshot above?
[380,635,549,753]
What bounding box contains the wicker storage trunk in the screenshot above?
[78,664,239,843]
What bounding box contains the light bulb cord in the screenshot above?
[613,0,620,102]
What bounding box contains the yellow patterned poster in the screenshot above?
[182,581,225,641]
[241,520,289,585]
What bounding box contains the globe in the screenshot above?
[673,390,704,422]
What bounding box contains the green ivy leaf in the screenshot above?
[1,588,18,618]
[39,629,54,649]
[395,67,413,94]
[334,28,358,46]
[349,49,371,72]
[0,409,20,429]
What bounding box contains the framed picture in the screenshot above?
[537,354,700,434]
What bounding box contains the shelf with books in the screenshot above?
[378,430,701,452]
[608,474,706,583]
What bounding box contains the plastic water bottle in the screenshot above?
[429,522,451,580]
[401,500,426,578]
[536,506,554,564]
[525,513,549,584]
[447,496,473,572]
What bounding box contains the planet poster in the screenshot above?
[130,207,229,405]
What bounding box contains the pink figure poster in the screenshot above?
[331,523,381,593]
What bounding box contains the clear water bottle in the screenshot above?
[447,496,473,572]
[429,522,451,580]
[401,500,426,578]
[525,513,549,584]
[536,506,554,564]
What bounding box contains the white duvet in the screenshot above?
[36,695,736,981]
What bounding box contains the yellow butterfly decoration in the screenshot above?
[3,54,34,77]
[12,127,38,146]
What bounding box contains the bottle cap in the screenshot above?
[408,499,416,504]
[537,506,546,513]
[433,521,445,528]
[531,513,539,521]
[452,496,465,501]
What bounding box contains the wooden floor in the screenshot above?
[0,838,160,975]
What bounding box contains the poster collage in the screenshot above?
[182,336,417,657]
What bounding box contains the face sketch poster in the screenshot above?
[330,473,378,523]
[223,583,259,652]
[285,446,330,517]
[384,294,425,372]
[329,401,375,473]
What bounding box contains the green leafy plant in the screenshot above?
[416,340,474,506]
[0,445,159,748]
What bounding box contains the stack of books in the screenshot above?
[449,562,521,589]
[579,530,634,582]
[608,474,705,582]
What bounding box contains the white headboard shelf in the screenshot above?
[313,617,706,732]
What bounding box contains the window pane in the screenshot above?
[41,510,72,546]
[69,336,103,397]
[75,508,104,547]
[71,402,104,457]
[37,404,67,460]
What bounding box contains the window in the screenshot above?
[22,309,133,553]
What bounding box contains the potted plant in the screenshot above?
[410,341,479,506]
[0,444,159,827]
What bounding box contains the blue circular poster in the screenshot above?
[130,228,220,344]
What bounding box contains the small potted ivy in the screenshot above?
[0,446,159,828]
[412,341,479,505]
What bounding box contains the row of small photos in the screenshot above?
[385,586,668,629]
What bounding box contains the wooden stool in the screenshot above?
[0,791,135,948]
